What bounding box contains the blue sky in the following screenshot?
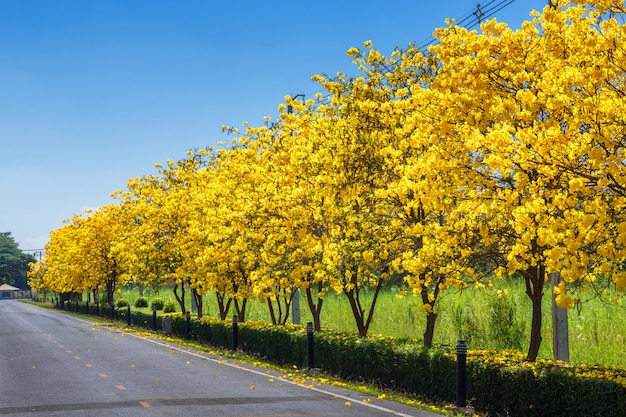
[1,0,549,252]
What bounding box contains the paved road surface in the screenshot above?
[0,300,445,417]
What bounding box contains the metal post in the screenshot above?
[306,322,315,369]
[152,306,157,331]
[186,312,191,340]
[127,304,131,326]
[232,315,239,351]
[456,340,468,408]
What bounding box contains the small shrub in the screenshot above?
[134,296,148,308]
[97,293,109,305]
[151,298,164,311]
[488,293,525,351]
[163,301,177,313]
[115,298,129,307]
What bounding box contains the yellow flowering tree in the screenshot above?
[421,0,626,360]
[279,57,416,337]
[41,205,134,304]
[116,154,207,316]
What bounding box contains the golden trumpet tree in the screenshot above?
[41,204,133,304]
[116,155,207,316]
[184,141,269,321]
[278,67,413,337]
[305,42,492,345]
[248,108,336,330]
[421,0,626,360]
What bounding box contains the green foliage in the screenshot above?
[486,294,526,351]
[150,298,164,311]
[0,232,34,289]
[163,300,176,313]
[134,296,148,308]
[115,298,129,307]
[468,351,626,417]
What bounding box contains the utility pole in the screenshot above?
[550,272,570,362]
[288,92,305,325]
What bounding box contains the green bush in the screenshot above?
[150,298,164,311]
[115,298,129,307]
[468,351,626,416]
[134,296,148,308]
[163,301,177,313]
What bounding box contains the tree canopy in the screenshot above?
[0,232,34,289]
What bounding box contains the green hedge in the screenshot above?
[468,351,626,416]
[56,302,626,416]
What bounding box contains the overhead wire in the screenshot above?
[416,0,517,50]
[292,0,520,110]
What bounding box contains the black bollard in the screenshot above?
[456,339,468,408]
[232,315,238,351]
[86,300,89,315]
[127,304,131,326]
[185,312,191,340]
[306,322,315,369]
[152,306,157,331]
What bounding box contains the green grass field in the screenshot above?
[116,278,626,369]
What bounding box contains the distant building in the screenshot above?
[0,284,25,299]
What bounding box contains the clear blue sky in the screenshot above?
[1,0,549,252]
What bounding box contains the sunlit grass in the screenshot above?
[117,278,626,369]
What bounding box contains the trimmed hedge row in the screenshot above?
[56,302,626,416]
[158,314,626,416]
[468,351,626,416]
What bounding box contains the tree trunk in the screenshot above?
[420,274,442,348]
[173,283,186,314]
[344,270,384,338]
[423,313,438,348]
[524,264,545,362]
[191,288,203,318]
[345,289,367,337]
[106,278,116,304]
[216,292,231,320]
[268,298,277,324]
[234,298,247,322]
[305,281,324,331]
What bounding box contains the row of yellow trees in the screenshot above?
[30,1,626,361]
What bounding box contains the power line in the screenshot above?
[295,1,521,108]
[416,0,517,51]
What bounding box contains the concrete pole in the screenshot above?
[550,272,570,362]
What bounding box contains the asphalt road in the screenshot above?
[0,300,445,417]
